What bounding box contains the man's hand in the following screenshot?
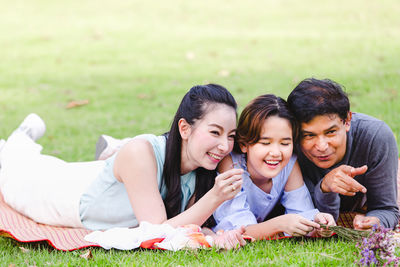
[320,165,368,196]
[353,214,380,230]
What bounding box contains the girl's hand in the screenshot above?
[212,168,244,202]
[213,226,247,250]
[313,212,336,237]
[279,214,321,236]
[314,212,336,226]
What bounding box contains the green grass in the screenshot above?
[0,0,399,265]
[1,236,359,266]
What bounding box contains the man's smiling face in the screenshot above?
[300,113,351,169]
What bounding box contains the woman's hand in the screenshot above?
[279,214,321,236]
[313,212,336,237]
[212,168,244,202]
[213,226,247,250]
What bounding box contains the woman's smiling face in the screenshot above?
[242,116,293,182]
[180,103,237,174]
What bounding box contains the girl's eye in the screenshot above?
[228,134,236,140]
[281,143,291,146]
[210,131,220,136]
[260,142,270,145]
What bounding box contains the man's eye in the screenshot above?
[302,134,314,139]
[326,130,336,135]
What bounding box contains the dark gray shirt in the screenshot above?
[298,113,399,228]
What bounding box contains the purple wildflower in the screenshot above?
[356,224,400,266]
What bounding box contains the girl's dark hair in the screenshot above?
[163,84,237,227]
[234,94,297,153]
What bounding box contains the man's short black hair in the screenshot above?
[287,78,350,123]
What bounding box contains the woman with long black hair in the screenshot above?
[0,84,244,248]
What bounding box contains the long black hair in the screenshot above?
[162,84,237,227]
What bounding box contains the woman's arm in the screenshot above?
[165,168,243,227]
[114,138,168,224]
[114,139,243,227]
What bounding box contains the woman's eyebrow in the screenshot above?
[208,123,223,130]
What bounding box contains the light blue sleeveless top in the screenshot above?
[79,134,196,230]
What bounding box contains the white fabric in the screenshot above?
[0,131,105,228]
[84,221,209,251]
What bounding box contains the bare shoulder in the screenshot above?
[114,138,156,181]
[117,138,154,160]
[284,160,304,191]
[217,154,234,173]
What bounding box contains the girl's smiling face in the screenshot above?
[241,116,293,183]
[180,103,237,174]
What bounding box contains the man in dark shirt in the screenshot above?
[287,78,399,229]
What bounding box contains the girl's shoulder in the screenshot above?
[230,151,247,170]
[271,154,298,187]
[286,154,297,171]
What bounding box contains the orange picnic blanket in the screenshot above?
[0,191,99,251]
[0,191,235,251]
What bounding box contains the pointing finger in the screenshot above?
[350,165,368,177]
[344,176,367,193]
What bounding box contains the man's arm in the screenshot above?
[312,179,341,221]
[363,122,399,229]
[312,164,367,221]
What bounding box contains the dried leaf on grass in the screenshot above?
[19,247,30,253]
[137,93,149,99]
[66,100,89,109]
[79,249,93,260]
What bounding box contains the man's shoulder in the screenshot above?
[351,112,382,126]
[350,112,392,140]
[349,112,397,159]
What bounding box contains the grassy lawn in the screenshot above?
[1,0,399,265]
[1,236,359,266]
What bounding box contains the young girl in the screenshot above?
[213,94,335,239]
[0,84,245,247]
